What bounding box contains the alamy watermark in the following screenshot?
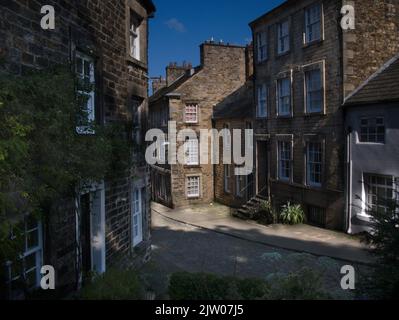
[145,122,254,176]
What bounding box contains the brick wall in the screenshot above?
[0,0,153,291]
[342,0,399,97]
[214,118,253,208]
[250,0,399,230]
[166,43,247,208]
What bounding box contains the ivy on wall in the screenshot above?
[0,66,132,263]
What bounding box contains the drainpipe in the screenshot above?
[345,126,353,234]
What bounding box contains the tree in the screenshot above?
[365,183,399,299]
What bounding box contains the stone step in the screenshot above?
[233,209,250,220]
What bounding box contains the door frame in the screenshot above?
[256,140,269,196]
[77,181,106,280]
[132,187,143,247]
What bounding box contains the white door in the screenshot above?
[91,188,106,274]
[132,189,143,247]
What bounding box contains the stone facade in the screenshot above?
[250,0,399,230]
[0,0,155,297]
[150,42,248,208]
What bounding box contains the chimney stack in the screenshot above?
[151,76,167,94]
[166,61,192,86]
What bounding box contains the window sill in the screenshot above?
[184,165,201,169]
[304,112,326,117]
[356,142,385,146]
[306,183,323,190]
[303,39,323,49]
[357,213,372,222]
[76,127,96,135]
[126,56,147,69]
[276,51,290,58]
[256,59,268,65]
[277,178,292,185]
[277,115,293,119]
[187,196,200,200]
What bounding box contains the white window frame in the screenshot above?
[306,141,323,188]
[184,104,199,124]
[257,84,268,118]
[7,217,43,290]
[277,20,290,55]
[304,3,322,45]
[277,140,292,182]
[359,117,385,144]
[277,77,292,117]
[235,169,245,197]
[256,31,268,63]
[185,138,199,166]
[305,68,323,114]
[129,12,141,61]
[187,176,201,198]
[76,52,95,135]
[363,174,396,216]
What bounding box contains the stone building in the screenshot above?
[344,52,399,234]
[249,0,399,230]
[213,80,255,208]
[0,0,156,298]
[149,42,250,208]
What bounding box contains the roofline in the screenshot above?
[343,51,399,106]
[249,0,289,28]
[144,0,156,14]
[343,98,399,108]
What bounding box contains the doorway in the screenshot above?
[79,184,106,283]
[132,188,143,247]
[256,140,269,197]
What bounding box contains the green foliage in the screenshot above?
[280,202,305,225]
[168,270,333,300]
[168,272,269,300]
[0,67,132,263]
[365,198,399,299]
[266,268,330,300]
[255,200,276,225]
[81,269,144,300]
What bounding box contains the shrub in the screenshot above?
[81,269,144,300]
[280,202,305,225]
[265,268,330,300]
[168,272,269,300]
[254,200,276,225]
[364,196,399,299]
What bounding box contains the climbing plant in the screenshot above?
[0,66,132,264]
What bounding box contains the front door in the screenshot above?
[132,188,143,247]
[90,188,105,274]
[79,184,106,283]
[256,141,269,197]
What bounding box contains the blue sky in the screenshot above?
[149,0,285,78]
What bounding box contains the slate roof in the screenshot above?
[344,52,399,107]
[149,66,202,104]
[213,80,254,120]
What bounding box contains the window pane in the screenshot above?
[306,69,322,113]
[26,216,38,231]
[76,58,83,75]
[26,230,39,250]
[307,142,322,186]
